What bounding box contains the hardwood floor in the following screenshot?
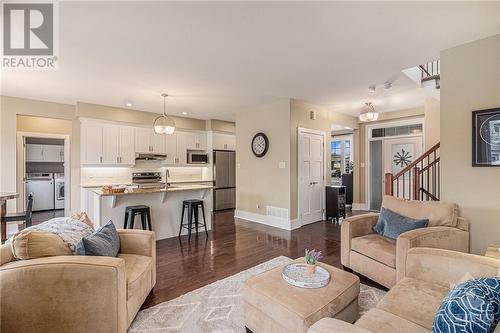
[141,209,385,310]
[32,209,65,225]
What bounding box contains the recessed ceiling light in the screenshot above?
[181,112,188,115]
[126,102,132,107]
[368,84,376,93]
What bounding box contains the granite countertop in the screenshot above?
[93,185,214,196]
[0,192,19,201]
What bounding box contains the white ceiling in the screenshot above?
[3,1,499,121]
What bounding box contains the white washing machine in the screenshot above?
[54,173,65,210]
[26,173,54,211]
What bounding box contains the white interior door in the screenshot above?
[383,136,423,199]
[299,129,324,225]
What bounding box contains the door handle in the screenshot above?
[100,156,103,163]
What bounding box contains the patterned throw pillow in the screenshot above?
[433,278,500,333]
[75,221,120,257]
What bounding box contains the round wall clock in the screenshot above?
[251,132,269,158]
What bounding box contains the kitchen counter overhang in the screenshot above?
[93,185,214,208]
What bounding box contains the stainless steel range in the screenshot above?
[132,172,165,189]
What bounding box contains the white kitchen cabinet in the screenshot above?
[26,144,44,162]
[119,127,136,165]
[134,128,152,153]
[163,131,191,165]
[102,125,120,164]
[212,133,236,151]
[165,132,177,164]
[185,131,207,150]
[151,133,166,154]
[43,145,64,162]
[81,122,135,165]
[176,132,187,165]
[134,127,166,154]
[82,122,104,164]
[26,144,64,162]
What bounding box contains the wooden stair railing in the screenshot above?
[385,142,440,201]
[419,60,440,89]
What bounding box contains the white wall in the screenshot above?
[440,34,500,254]
[235,99,291,220]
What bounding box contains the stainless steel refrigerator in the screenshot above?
[213,150,236,211]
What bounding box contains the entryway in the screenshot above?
[298,128,325,226]
[16,132,71,216]
[367,119,424,210]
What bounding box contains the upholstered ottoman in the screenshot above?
[243,257,360,333]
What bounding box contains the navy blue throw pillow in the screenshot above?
[433,278,500,333]
[373,207,428,240]
[75,221,120,257]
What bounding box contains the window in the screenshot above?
[371,124,423,138]
[331,140,342,156]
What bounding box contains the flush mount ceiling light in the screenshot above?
[368,84,376,93]
[153,93,176,135]
[359,102,379,122]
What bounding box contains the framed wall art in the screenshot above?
[472,108,500,167]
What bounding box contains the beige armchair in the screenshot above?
[310,248,500,333]
[0,229,156,333]
[341,196,469,288]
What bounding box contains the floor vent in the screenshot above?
[266,206,289,221]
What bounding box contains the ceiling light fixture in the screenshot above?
[383,82,392,90]
[153,93,176,135]
[359,102,379,122]
[368,84,376,93]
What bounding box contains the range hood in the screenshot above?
[135,153,167,161]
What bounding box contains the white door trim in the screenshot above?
[297,127,326,227]
[364,117,424,210]
[17,131,71,215]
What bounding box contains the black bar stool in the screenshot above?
[124,205,152,231]
[179,199,208,240]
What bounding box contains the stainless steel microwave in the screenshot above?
[187,151,208,164]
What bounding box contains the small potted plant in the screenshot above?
[305,249,323,274]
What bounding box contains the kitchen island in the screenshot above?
[88,185,214,240]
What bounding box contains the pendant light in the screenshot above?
[153,93,176,134]
[359,102,379,122]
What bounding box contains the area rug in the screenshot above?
[129,256,386,333]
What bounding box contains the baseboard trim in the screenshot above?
[290,219,301,230]
[352,203,369,210]
[235,210,295,231]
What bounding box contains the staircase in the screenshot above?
[385,142,440,201]
[401,60,440,100]
[419,60,440,89]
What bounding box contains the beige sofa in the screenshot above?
[309,247,500,333]
[341,196,469,288]
[0,229,156,333]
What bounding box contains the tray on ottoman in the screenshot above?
[243,257,360,333]
[282,263,330,288]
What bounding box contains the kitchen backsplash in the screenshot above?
[81,160,211,186]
